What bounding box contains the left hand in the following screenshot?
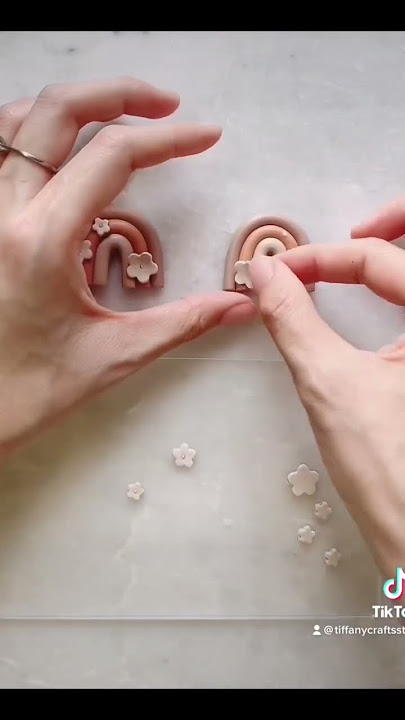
[0,76,255,458]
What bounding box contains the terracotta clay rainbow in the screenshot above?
[80,209,164,290]
[223,216,314,293]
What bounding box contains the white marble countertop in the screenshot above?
[0,30,405,688]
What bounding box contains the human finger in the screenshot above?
[275,239,405,305]
[1,77,180,197]
[0,97,33,169]
[35,123,222,244]
[351,196,405,242]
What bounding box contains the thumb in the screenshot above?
[249,255,353,378]
[77,292,257,389]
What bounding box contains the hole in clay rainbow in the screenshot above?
[82,208,164,289]
[223,215,313,292]
[239,226,297,261]
[253,238,287,258]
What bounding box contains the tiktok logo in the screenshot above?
[383,568,405,600]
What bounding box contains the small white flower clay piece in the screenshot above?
[127,482,144,501]
[234,260,253,289]
[79,239,93,263]
[298,525,316,544]
[127,252,158,283]
[287,464,319,496]
[314,501,332,521]
[324,548,341,567]
[172,442,196,468]
[92,218,111,237]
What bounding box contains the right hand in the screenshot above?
[249,209,405,580]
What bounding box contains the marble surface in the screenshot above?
[1,30,405,688]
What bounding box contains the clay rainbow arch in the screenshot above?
[81,208,164,289]
[223,215,314,293]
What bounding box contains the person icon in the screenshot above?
[313,624,321,636]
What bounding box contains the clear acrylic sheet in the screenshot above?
[0,357,378,620]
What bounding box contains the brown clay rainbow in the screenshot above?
[223,215,314,293]
[82,208,164,289]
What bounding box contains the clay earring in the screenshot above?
[80,208,164,290]
[223,215,314,293]
[298,525,316,544]
[324,548,341,567]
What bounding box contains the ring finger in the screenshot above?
[0,97,33,169]
[0,76,180,200]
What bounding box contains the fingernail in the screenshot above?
[351,224,364,238]
[249,256,275,291]
[152,84,180,104]
[351,219,370,238]
[204,124,222,141]
[162,90,181,106]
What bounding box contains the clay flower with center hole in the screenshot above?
[234,260,253,289]
[324,548,341,567]
[79,239,93,263]
[298,525,316,544]
[314,501,332,521]
[92,218,110,237]
[287,464,319,496]
[127,482,144,501]
[172,442,196,468]
[126,252,158,283]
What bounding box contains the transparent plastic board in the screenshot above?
[0,358,377,619]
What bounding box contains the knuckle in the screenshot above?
[37,83,67,107]
[0,99,26,126]
[260,291,296,330]
[116,74,139,88]
[179,303,213,344]
[363,237,387,252]
[96,124,128,150]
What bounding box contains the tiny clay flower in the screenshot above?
[127,482,144,501]
[79,239,93,262]
[234,260,253,289]
[324,548,341,567]
[92,218,110,237]
[126,252,158,284]
[172,442,196,468]
[287,464,319,496]
[298,525,316,544]
[314,501,332,521]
